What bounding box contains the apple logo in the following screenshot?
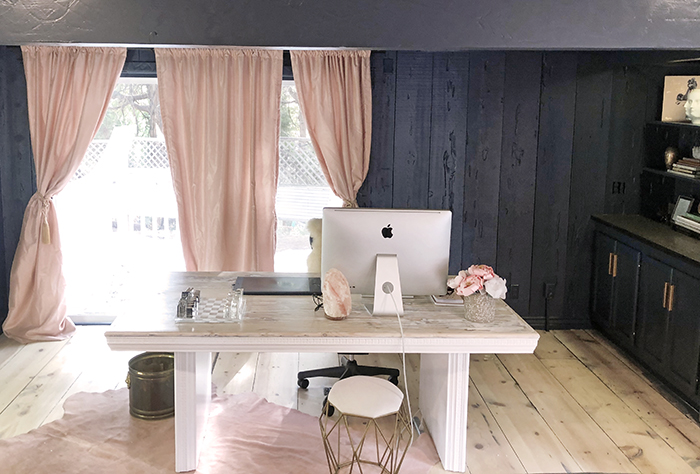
[381,224,393,239]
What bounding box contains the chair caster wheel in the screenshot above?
[389,376,399,386]
[297,378,309,389]
[323,397,335,417]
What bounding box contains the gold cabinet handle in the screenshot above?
[663,282,669,309]
[668,285,675,312]
[608,253,614,275]
[612,254,618,278]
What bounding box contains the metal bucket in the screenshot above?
[126,352,175,420]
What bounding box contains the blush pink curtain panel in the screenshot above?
[155,48,282,271]
[290,50,372,208]
[2,46,126,343]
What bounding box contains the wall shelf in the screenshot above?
[643,167,700,185]
[642,122,700,222]
[647,120,700,130]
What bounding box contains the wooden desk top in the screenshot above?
[105,272,539,354]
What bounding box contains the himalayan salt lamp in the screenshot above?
[322,268,352,320]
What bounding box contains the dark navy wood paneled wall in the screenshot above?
[0,46,35,328]
[0,47,693,330]
[358,51,666,328]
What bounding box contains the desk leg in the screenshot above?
[174,352,212,472]
[419,353,469,473]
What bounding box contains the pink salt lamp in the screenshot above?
[322,268,352,320]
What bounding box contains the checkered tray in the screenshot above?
[174,297,243,323]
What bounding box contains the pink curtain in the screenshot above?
[2,46,126,343]
[290,50,372,208]
[155,48,282,272]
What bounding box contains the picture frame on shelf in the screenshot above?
[662,76,698,122]
[671,195,694,223]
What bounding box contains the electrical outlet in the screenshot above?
[612,181,626,194]
[509,283,519,299]
[544,282,556,300]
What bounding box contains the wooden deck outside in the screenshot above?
[0,326,698,474]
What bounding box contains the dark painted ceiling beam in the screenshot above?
[2,0,700,50]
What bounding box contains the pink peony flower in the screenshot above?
[467,264,495,280]
[447,270,469,290]
[454,274,483,296]
[447,264,507,299]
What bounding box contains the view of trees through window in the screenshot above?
[56,79,338,321]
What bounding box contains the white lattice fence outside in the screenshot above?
[75,135,333,233]
[279,137,326,186]
[75,140,108,180]
[128,138,169,168]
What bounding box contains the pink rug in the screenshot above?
[0,389,440,473]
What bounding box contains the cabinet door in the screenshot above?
[610,242,641,348]
[666,269,700,397]
[637,256,672,370]
[591,233,616,328]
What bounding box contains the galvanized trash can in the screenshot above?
[126,352,175,420]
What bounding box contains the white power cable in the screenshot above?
[384,285,416,447]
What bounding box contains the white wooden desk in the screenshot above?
[105,272,539,473]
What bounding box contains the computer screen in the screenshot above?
[321,208,452,315]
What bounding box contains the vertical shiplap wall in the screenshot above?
[497,52,542,323]
[358,50,654,328]
[0,46,35,328]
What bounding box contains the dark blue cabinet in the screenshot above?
[591,232,640,351]
[593,216,700,410]
[638,256,700,399]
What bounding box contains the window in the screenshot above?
[57,78,337,322]
[55,78,184,323]
[275,80,341,272]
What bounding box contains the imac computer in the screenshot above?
[321,208,452,316]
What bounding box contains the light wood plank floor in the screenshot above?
[0,326,699,474]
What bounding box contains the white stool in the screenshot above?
[319,375,413,474]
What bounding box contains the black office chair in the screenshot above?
[297,355,400,416]
[297,355,399,389]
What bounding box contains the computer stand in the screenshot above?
[372,254,404,316]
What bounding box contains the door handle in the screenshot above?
[668,285,675,312]
[608,253,614,275]
[612,254,618,278]
[663,282,669,309]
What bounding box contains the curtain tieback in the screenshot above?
[342,199,358,208]
[37,193,52,245]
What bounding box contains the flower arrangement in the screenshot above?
[447,264,507,299]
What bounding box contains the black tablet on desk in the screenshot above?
[233,276,322,295]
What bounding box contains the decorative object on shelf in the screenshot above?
[322,268,352,320]
[668,156,700,177]
[670,195,700,236]
[671,195,693,222]
[447,265,507,323]
[664,146,680,170]
[662,76,698,122]
[685,88,700,125]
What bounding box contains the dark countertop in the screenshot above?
[592,214,700,266]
